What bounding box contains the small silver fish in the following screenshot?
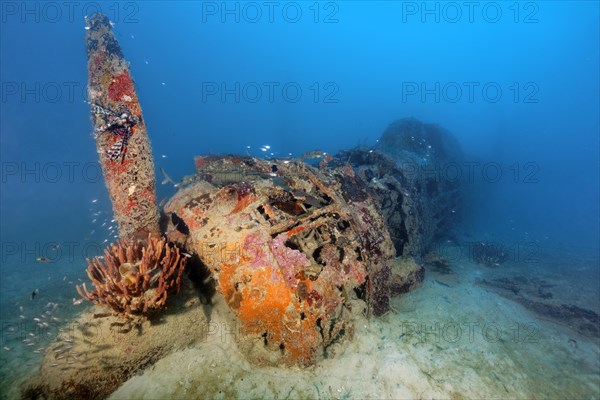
[160,167,179,188]
[165,223,179,235]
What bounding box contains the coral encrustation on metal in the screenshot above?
[86,13,159,240]
[164,156,395,365]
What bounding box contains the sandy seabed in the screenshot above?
[3,255,599,400]
[109,262,599,400]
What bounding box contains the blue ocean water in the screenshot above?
[0,1,598,398]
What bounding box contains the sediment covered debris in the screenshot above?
[159,119,464,365]
[477,276,600,338]
[164,156,397,365]
[338,117,463,256]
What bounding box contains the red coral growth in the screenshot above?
[126,200,137,213]
[108,71,135,102]
[105,157,131,177]
[76,235,186,316]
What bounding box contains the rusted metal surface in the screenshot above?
[162,119,463,366]
[86,13,159,240]
[165,156,396,365]
[338,118,463,256]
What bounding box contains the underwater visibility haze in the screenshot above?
[0,1,599,399]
